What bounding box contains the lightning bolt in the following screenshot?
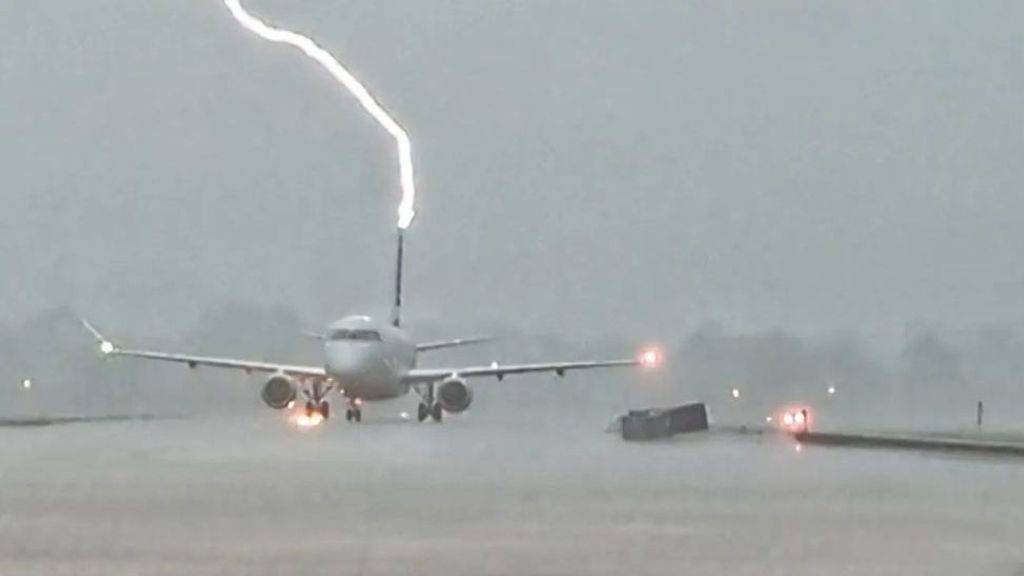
[223,0,417,229]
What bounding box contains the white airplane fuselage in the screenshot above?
[322,315,416,401]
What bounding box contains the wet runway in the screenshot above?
[1,407,1021,575]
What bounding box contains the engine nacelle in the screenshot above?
[261,373,297,410]
[437,377,473,413]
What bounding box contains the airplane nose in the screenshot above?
[325,344,373,379]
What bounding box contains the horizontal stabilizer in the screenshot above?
[416,336,492,353]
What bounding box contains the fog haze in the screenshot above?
[2,8,1024,572]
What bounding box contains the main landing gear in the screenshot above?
[300,380,335,420]
[416,383,444,423]
[306,400,331,420]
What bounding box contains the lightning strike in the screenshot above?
[223,0,417,229]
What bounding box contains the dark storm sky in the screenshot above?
[1,0,1021,338]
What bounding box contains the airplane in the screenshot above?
[82,229,660,424]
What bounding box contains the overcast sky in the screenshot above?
[1,0,1021,339]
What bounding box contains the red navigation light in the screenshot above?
[638,346,663,369]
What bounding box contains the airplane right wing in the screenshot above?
[401,358,645,384]
[81,320,326,379]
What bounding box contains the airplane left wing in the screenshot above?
[80,319,326,379]
[401,358,642,384]
[101,348,327,378]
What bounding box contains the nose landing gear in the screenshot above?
[344,398,363,423]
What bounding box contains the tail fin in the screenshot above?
[390,228,405,328]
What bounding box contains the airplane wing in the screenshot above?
[102,348,326,378]
[81,320,326,379]
[401,358,641,384]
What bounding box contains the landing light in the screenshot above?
[731,388,741,400]
[22,379,32,390]
[99,341,115,355]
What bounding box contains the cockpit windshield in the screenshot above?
[328,329,382,342]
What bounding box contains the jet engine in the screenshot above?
[437,377,473,413]
[261,373,297,410]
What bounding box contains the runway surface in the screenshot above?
[1,408,1022,575]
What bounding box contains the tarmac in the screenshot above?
[1,406,1022,575]
[793,429,1024,457]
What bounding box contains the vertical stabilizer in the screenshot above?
[390,228,405,327]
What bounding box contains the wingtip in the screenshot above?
[79,318,117,355]
[79,318,104,341]
[637,346,664,369]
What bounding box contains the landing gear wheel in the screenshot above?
[345,409,353,422]
[353,408,362,423]
[430,403,443,423]
[305,401,316,418]
[319,401,330,420]
[417,403,429,423]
